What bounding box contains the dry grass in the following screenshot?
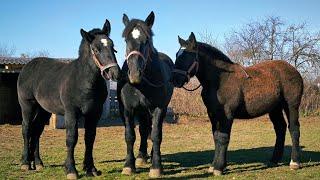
[0,116,319,179]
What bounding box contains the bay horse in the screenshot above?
[17,20,120,179]
[172,32,303,175]
[117,11,174,178]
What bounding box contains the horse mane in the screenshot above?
[78,28,106,58]
[197,42,234,64]
[122,19,154,38]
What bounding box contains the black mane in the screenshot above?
[122,19,154,38]
[197,42,234,64]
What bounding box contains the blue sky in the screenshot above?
[1,0,319,64]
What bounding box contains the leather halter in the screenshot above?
[90,44,118,80]
[125,40,151,73]
[173,48,199,83]
[172,48,202,91]
[125,39,166,88]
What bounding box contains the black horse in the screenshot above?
[117,12,174,178]
[17,20,120,179]
[172,33,303,175]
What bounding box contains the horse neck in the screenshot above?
[144,44,161,79]
[75,51,101,83]
[196,45,235,88]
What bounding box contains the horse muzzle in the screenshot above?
[128,70,143,84]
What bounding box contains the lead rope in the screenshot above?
[237,63,250,78]
[182,83,202,91]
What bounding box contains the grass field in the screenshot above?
[0,116,319,179]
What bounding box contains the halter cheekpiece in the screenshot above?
[90,44,118,80]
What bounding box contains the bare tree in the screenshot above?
[0,42,16,57]
[225,21,266,65]
[20,49,50,58]
[224,16,320,78]
[198,30,219,47]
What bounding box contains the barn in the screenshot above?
[0,57,29,124]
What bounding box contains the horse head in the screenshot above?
[122,11,155,84]
[80,19,120,81]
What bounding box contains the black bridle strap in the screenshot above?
[172,61,198,82]
[172,48,201,91]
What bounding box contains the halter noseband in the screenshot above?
[125,40,151,72]
[90,44,118,80]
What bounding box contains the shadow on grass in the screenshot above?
[161,146,320,178]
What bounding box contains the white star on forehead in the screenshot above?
[131,28,141,39]
[101,38,108,46]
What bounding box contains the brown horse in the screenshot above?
[172,32,303,176]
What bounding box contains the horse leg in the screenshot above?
[20,99,37,171]
[212,108,233,176]
[269,107,287,164]
[284,105,301,170]
[122,109,136,175]
[29,108,50,171]
[149,107,165,178]
[207,111,217,173]
[136,113,151,167]
[83,112,101,177]
[64,110,79,180]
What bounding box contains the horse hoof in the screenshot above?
[121,167,135,175]
[213,169,223,176]
[136,158,147,167]
[21,164,30,171]
[66,173,78,180]
[86,169,102,177]
[35,164,44,171]
[149,168,162,178]
[92,170,102,176]
[290,160,301,170]
[208,166,214,173]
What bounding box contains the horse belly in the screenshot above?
[240,79,281,118]
[35,88,65,115]
[36,96,64,115]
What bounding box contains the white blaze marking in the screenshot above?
[101,38,108,46]
[131,28,141,39]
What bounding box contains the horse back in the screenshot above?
[229,60,303,118]
[18,58,74,114]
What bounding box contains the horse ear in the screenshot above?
[178,36,188,48]
[123,14,129,26]
[80,29,94,43]
[102,19,111,36]
[145,11,155,28]
[188,32,197,47]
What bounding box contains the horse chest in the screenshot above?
[78,89,107,114]
[120,84,159,110]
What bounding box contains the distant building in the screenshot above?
[0,57,28,124]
